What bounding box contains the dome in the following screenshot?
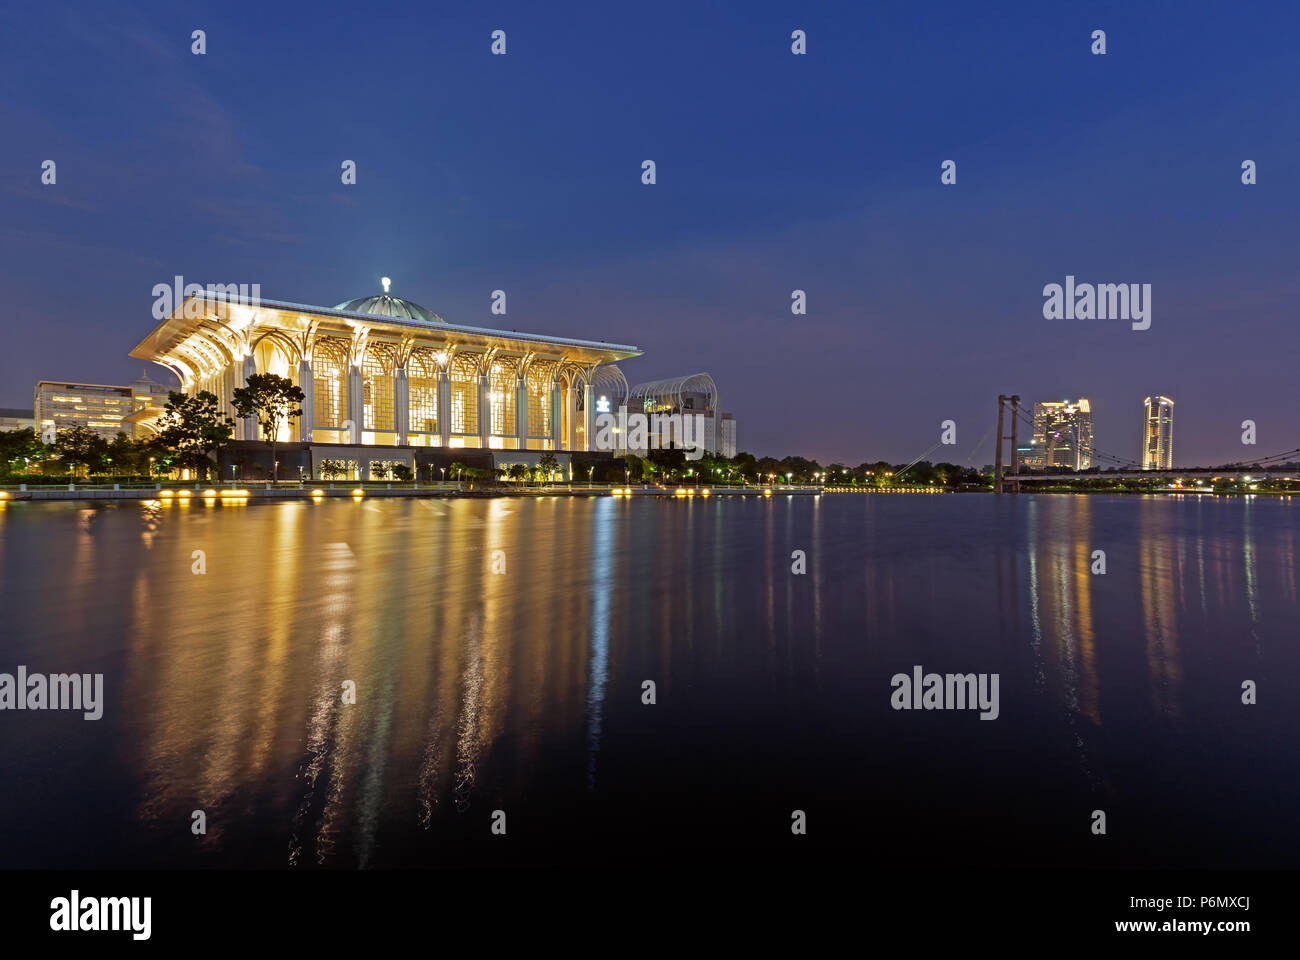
[336,278,445,324]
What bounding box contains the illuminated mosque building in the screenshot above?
[129,279,641,480]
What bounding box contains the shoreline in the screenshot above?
[0,483,821,503]
[1,484,1294,503]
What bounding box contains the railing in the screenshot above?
[0,479,830,496]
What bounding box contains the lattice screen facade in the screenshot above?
[527,364,553,436]
[449,355,479,435]
[361,343,396,432]
[311,339,349,429]
[489,361,517,436]
[408,350,439,435]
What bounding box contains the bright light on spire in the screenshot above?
[381,276,391,294]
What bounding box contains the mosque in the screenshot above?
[129,279,641,480]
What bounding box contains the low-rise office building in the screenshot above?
[33,374,172,441]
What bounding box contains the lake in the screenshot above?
[1,492,1296,868]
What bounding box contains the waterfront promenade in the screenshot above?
[0,481,823,502]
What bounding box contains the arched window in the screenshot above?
[488,360,517,437]
[449,354,480,437]
[408,348,440,435]
[362,341,396,432]
[526,362,555,437]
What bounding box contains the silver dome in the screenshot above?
[336,282,444,323]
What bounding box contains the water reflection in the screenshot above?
[0,493,1298,868]
[585,499,613,790]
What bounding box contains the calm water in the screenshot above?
[1,493,1297,869]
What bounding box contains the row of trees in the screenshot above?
[3,375,991,489]
[0,424,159,477]
[0,375,305,482]
[617,450,989,488]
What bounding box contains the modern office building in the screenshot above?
[1141,395,1174,469]
[622,373,736,458]
[33,374,172,441]
[1031,399,1093,470]
[128,279,641,479]
[718,412,737,459]
[1017,439,1047,469]
[0,408,35,431]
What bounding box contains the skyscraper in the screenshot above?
[1032,399,1093,470]
[1142,396,1174,469]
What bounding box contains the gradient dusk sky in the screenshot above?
[2,1,1297,466]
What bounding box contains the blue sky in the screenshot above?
[2,0,1297,464]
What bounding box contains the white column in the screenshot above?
[395,366,409,446]
[297,359,314,443]
[240,355,257,441]
[550,381,562,451]
[583,384,595,452]
[478,374,490,447]
[437,366,451,445]
[347,365,363,444]
[223,363,237,424]
[567,385,578,452]
[515,377,528,448]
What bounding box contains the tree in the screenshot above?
[0,427,45,475]
[733,451,758,483]
[231,374,304,483]
[647,446,686,481]
[508,462,529,483]
[152,390,234,480]
[756,456,781,482]
[622,453,644,483]
[538,452,559,481]
[320,458,347,480]
[449,460,466,481]
[106,431,149,476]
[52,426,109,476]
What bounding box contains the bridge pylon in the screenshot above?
[993,395,1021,495]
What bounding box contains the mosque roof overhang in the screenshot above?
[129,292,642,372]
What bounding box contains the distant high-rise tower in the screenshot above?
[1032,399,1093,470]
[1142,396,1174,469]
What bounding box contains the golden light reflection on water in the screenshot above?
[1022,497,1105,790]
[1140,500,1182,720]
[2,492,1296,867]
